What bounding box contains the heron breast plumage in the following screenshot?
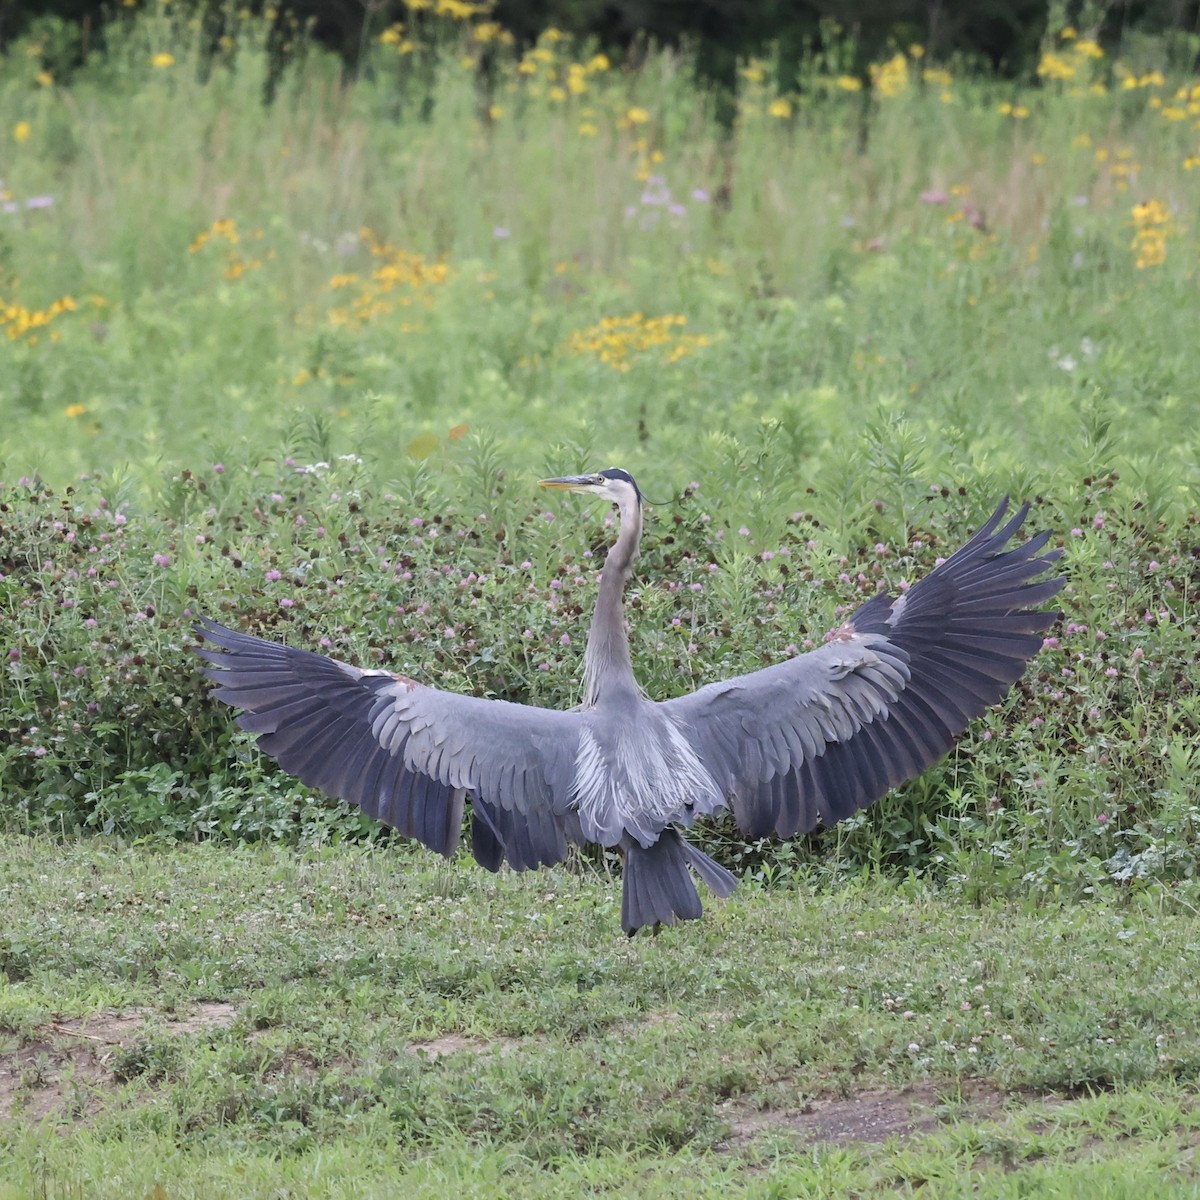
[571,709,722,848]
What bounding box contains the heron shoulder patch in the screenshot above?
[360,667,421,691]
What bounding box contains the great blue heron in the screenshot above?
[197,468,1063,933]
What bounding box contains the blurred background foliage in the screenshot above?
[5,0,1200,100]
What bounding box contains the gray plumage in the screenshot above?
[196,468,1063,934]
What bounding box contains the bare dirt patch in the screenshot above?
[0,1002,239,1124]
[610,1010,682,1038]
[405,1033,519,1061]
[721,1081,1009,1149]
[49,1001,238,1043]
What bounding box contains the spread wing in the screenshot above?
[660,499,1063,838]
[196,618,582,872]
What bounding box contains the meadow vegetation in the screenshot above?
[2,3,1199,1194]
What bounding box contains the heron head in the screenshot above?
[539,468,643,507]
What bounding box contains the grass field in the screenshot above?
[2,6,1200,1195]
[6,838,1200,1197]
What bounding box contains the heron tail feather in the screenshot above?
[620,829,737,935]
[682,839,739,900]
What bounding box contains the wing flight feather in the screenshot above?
[196,617,581,869]
[659,498,1062,839]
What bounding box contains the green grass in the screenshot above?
[3,9,1200,1194]
[4,837,1200,1197]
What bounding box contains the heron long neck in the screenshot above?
[582,495,642,707]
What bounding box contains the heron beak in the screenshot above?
[538,475,600,492]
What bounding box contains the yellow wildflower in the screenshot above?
[325,237,449,328]
[922,67,953,86]
[35,71,53,86]
[488,104,503,120]
[741,63,765,85]
[836,75,862,92]
[65,404,87,419]
[588,54,610,72]
[566,313,710,372]
[13,121,30,143]
[224,258,262,280]
[869,53,908,98]
[1130,199,1175,269]
[626,106,650,125]
[1073,38,1104,59]
[768,97,792,119]
[578,121,598,136]
[1037,53,1075,81]
[1,292,78,342]
[150,52,175,68]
